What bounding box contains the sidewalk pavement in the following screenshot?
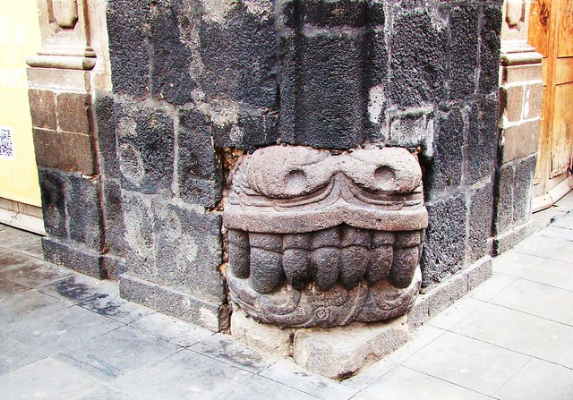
[1,193,572,400]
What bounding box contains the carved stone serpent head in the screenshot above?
[224,145,428,328]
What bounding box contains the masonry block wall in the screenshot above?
[28,0,118,279]
[97,0,503,331]
[493,0,542,253]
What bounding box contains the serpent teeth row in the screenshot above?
[227,225,423,294]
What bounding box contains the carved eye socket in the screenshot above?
[246,146,332,199]
[374,166,396,191]
[285,169,307,195]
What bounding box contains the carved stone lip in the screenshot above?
[224,204,428,233]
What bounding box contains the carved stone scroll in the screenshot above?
[224,145,428,328]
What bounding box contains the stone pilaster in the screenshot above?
[494,0,543,253]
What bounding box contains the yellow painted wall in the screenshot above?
[0,4,41,207]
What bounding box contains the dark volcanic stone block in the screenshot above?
[38,168,68,239]
[421,193,467,286]
[67,174,103,251]
[151,1,195,105]
[303,0,368,27]
[513,155,536,224]
[121,191,157,282]
[153,201,224,304]
[42,237,103,279]
[494,163,515,234]
[465,97,499,185]
[95,93,120,180]
[106,0,151,97]
[178,109,222,207]
[449,5,479,99]
[293,32,366,148]
[479,5,502,94]
[102,179,126,257]
[424,106,464,195]
[468,184,494,262]
[199,4,278,109]
[389,8,447,107]
[101,254,127,280]
[115,103,174,194]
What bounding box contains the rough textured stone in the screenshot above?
[422,193,467,286]
[178,109,222,207]
[479,5,502,94]
[293,316,409,379]
[231,307,292,356]
[389,8,447,107]
[153,201,224,303]
[38,168,68,239]
[119,274,227,332]
[102,179,127,258]
[465,97,499,185]
[449,5,479,100]
[67,174,103,251]
[106,0,151,97]
[95,93,120,180]
[424,106,464,194]
[494,163,514,234]
[42,237,103,279]
[225,145,427,328]
[513,155,536,224]
[469,184,494,262]
[114,103,174,194]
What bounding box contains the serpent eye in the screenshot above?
[246,146,333,198]
[346,147,422,193]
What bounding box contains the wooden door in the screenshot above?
[529,0,573,204]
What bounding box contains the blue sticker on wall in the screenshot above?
[0,127,15,159]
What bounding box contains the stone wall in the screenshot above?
[94,0,503,331]
[28,0,118,279]
[493,0,542,253]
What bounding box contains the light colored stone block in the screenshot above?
[293,316,409,379]
[230,307,292,357]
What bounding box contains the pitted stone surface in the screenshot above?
[224,145,428,328]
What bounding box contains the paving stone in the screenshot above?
[490,279,573,325]
[493,253,573,291]
[469,273,518,301]
[497,359,573,400]
[0,357,98,400]
[552,213,573,230]
[427,297,483,330]
[0,289,70,326]
[56,325,180,382]
[217,373,317,400]
[112,350,253,400]
[0,250,33,269]
[540,226,573,242]
[451,301,573,369]
[40,274,119,305]
[0,227,44,257]
[75,386,137,400]
[403,331,530,397]
[342,324,445,389]
[513,233,573,263]
[353,366,492,400]
[261,359,356,400]
[0,261,71,288]
[4,305,123,356]
[0,279,29,301]
[77,291,154,324]
[129,312,213,347]
[0,334,49,376]
[188,333,272,373]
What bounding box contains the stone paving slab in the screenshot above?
[1,198,573,400]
